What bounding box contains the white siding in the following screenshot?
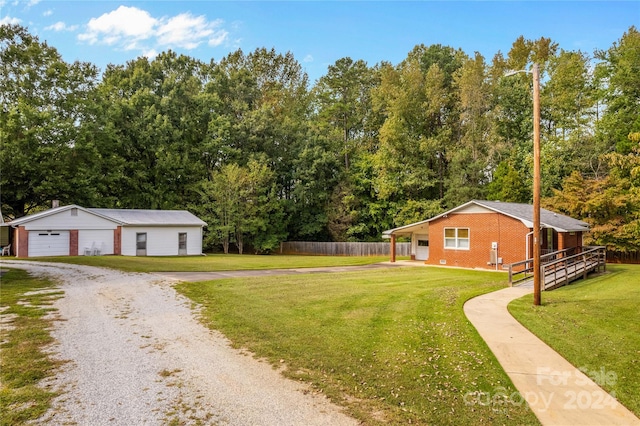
[28,231,70,257]
[21,209,118,231]
[454,204,493,214]
[121,226,203,256]
[79,230,114,255]
[414,234,429,260]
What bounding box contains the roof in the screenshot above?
[471,200,589,233]
[8,205,206,227]
[383,200,590,236]
[7,205,109,226]
[89,209,206,226]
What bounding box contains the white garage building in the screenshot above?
[9,205,206,258]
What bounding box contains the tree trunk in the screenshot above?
[236,232,244,255]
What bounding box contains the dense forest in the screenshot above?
[1,24,639,253]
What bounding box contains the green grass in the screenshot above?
[0,269,63,426]
[175,266,539,425]
[12,254,396,273]
[509,264,640,417]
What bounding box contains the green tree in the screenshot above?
[595,26,640,154]
[197,160,284,254]
[0,24,100,218]
[96,52,210,209]
[313,57,374,171]
[546,135,640,252]
[445,52,493,206]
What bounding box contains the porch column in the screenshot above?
[16,226,28,257]
[557,232,566,252]
[114,226,122,255]
[69,230,79,256]
[390,234,396,263]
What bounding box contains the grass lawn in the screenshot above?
[175,266,539,425]
[509,264,640,418]
[14,254,395,273]
[0,269,63,426]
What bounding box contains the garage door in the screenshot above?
[28,231,70,257]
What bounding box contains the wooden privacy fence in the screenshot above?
[606,251,640,264]
[280,241,411,257]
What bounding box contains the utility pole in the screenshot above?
[532,63,542,306]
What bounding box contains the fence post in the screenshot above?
[508,264,513,287]
[390,235,396,263]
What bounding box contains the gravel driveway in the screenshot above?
[2,261,358,426]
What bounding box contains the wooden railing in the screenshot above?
[541,246,606,290]
[508,246,606,288]
[508,247,576,286]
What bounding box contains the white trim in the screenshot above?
[444,227,470,250]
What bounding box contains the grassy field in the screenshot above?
[13,254,395,272]
[175,266,539,425]
[0,269,63,426]
[509,264,640,418]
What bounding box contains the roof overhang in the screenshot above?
[382,219,430,237]
[8,205,124,227]
[382,200,590,237]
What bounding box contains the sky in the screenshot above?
[1,0,639,83]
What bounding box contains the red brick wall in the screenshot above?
[558,231,582,252]
[114,227,122,255]
[69,230,78,256]
[425,213,530,269]
[15,226,28,258]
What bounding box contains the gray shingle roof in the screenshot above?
[383,200,590,235]
[8,205,207,227]
[90,209,206,226]
[471,200,589,232]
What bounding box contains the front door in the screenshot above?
[416,235,429,261]
[136,233,147,256]
[178,233,187,255]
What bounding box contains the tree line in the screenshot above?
[1,24,638,253]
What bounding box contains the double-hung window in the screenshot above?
[444,228,469,249]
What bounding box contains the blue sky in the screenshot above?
[1,1,638,83]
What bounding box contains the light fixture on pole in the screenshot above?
[504,63,542,306]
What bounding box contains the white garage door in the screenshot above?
[79,230,114,255]
[28,231,70,257]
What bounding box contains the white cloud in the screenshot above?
[27,0,40,6]
[303,54,314,63]
[208,29,228,47]
[156,13,214,49]
[43,9,53,17]
[45,21,78,32]
[78,6,228,57]
[0,16,21,25]
[143,48,158,60]
[78,6,157,45]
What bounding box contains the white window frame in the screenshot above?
[444,227,470,250]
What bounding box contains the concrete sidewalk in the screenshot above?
[464,287,640,426]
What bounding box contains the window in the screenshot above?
[136,233,147,256]
[418,240,429,247]
[444,228,469,249]
[178,233,187,254]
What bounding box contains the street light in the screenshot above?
[505,63,542,306]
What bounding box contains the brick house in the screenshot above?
[383,200,590,269]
